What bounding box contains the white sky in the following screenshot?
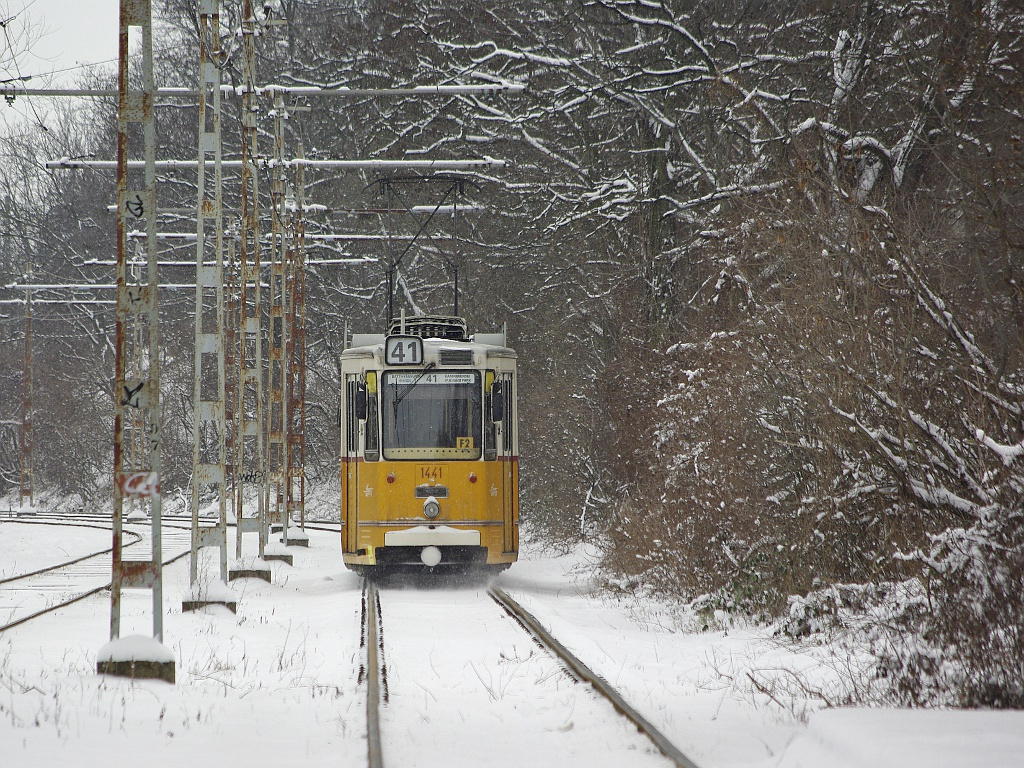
[5,0,119,86]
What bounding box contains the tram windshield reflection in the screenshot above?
[381,370,482,460]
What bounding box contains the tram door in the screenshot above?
[342,375,361,554]
[498,373,517,554]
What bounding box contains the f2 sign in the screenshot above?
[116,471,161,498]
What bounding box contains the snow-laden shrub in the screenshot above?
[774,504,1024,708]
[779,581,924,639]
[875,504,1024,708]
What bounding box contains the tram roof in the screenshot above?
[342,333,516,360]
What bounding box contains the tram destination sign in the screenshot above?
[389,372,476,385]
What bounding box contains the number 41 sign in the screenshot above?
[385,336,423,366]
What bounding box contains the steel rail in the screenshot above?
[489,586,703,768]
[1,580,117,634]
[0,523,141,585]
[363,579,385,768]
[0,521,193,634]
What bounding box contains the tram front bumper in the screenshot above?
[379,525,485,567]
[383,525,481,548]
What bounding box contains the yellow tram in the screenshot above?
[339,316,518,572]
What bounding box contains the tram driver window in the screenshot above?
[381,371,482,460]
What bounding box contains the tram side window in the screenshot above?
[345,377,378,460]
[365,373,379,461]
[484,372,497,461]
[346,380,359,454]
[502,376,514,452]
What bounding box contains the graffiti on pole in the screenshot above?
[116,471,160,498]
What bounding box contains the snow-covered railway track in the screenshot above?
[0,520,137,585]
[363,580,385,768]
[361,578,701,768]
[0,520,193,633]
[489,586,701,768]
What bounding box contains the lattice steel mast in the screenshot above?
[286,143,307,536]
[187,0,231,598]
[20,274,32,510]
[266,90,287,542]
[232,0,268,571]
[108,0,168,659]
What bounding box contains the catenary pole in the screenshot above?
[186,0,233,609]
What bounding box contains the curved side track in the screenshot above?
[0,520,192,633]
[363,579,384,768]
[0,523,141,585]
[489,586,703,768]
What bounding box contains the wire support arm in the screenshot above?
[46,157,507,171]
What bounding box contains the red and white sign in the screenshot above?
[116,471,161,498]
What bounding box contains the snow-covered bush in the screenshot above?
[876,501,1024,707]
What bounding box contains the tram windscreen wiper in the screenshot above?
[392,362,437,418]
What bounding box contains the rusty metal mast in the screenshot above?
[188,0,230,593]
[285,142,307,535]
[266,90,287,541]
[125,255,148,522]
[224,233,239,529]
[232,0,268,570]
[19,276,32,510]
[110,0,166,645]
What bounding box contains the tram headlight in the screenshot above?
[423,497,441,519]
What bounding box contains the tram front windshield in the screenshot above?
[382,370,481,460]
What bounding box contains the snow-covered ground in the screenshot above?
[1,519,1021,767]
[0,519,111,579]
